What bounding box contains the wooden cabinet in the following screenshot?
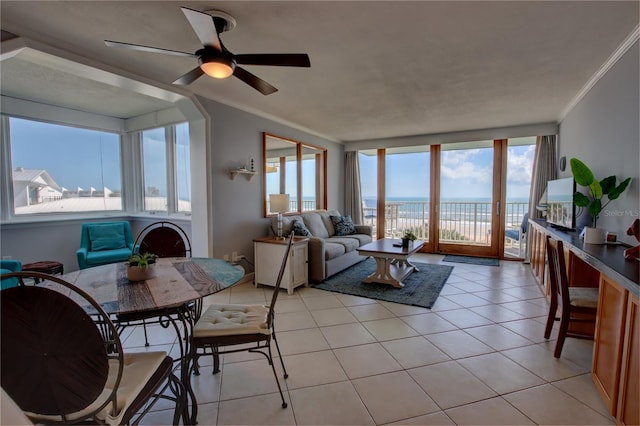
[617,292,639,425]
[592,274,628,415]
[529,222,547,292]
[254,237,308,295]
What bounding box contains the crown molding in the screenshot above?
[560,24,640,121]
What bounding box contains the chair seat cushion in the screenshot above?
[0,269,19,290]
[569,287,599,308]
[194,304,270,337]
[86,248,132,266]
[26,351,168,426]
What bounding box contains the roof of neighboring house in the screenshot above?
[12,168,60,190]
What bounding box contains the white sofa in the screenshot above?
[271,210,372,283]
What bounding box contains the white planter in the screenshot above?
[127,263,156,281]
[584,227,605,244]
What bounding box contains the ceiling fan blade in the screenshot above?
[233,67,278,95]
[172,67,205,85]
[181,7,222,51]
[235,53,311,67]
[104,40,195,57]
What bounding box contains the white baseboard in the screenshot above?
[237,272,255,285]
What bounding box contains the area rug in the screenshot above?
[442,255,500,267]
[313,258,454,308]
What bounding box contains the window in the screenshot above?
[1,116,191,219]
[175,123,191,213]
[141,123,191,214]
[142,127,168,211]
[7,117,122,215]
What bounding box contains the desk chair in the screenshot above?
[1,271,187,425]
[132,221,192,346]
[188,232,294,423]
[544,237,599,358]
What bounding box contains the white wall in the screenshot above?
[196,97,344,265]
[558,41,639,244]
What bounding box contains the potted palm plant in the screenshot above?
[570,158,631,244]
[127,252,158,281]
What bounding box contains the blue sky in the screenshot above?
[11,117,533,202]
[360,143,534,200]
[10,118,190,198]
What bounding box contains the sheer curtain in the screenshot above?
[527,135,557,257]
[344,151,363,224]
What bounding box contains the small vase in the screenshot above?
[584,227,605,244]
[401,238,410,248]
[127,263,156,281]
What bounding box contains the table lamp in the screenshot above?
[269,194,290,239]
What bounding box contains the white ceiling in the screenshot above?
[0,1,638,143]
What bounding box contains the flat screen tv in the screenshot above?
[546,177,576,230]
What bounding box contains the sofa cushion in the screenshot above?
[330,215,357,236]
[291,219,312,237]
[275,215,303,236]
[303,213,329,239]
[88,223,127,251]
[319,210,341,237]
[341,234,373,245]
[324,242,346,260]
[327,236,360,253]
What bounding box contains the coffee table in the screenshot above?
[357,238,425,288]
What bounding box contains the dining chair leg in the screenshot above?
[267,340,288,408]
[143,319,150,346]
[272,330,289,379]
[213,347,221,374]
[544,297,557,339]
[554,312,570,358]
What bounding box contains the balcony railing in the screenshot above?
[362,201,528,251]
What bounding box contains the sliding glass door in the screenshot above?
[357,138,535,258]
[437,141,500,256]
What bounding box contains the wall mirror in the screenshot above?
[263,132,327,217]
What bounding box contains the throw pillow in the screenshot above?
[330,215,357,236]
[88,223,127,251]
[292,219,312,237]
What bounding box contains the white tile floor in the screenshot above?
[125,254,614,425]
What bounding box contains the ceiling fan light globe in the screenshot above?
[200,59,235,79]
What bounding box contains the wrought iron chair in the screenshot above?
[134,221,192,259]
[0,271,187,425]
[544,236,599,358]
[188,232,294,423]
[131,221,192,345]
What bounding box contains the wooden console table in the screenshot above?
[528,219,639,425]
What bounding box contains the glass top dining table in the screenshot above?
[41,256,244,425]
[51,257,244,315]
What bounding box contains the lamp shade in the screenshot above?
[269,194,290,213]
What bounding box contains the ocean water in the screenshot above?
[362,196,529,222]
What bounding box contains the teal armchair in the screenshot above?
[76,221,138,270]
[1,260,22,290]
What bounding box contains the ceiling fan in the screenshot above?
[104,7,310,95]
